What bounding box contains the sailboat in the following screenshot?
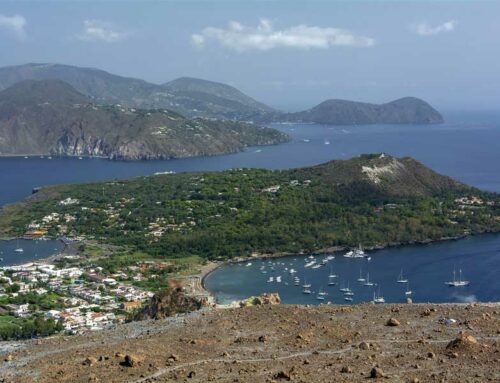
[302,288,312,294]
[316,287,327,300]
[397,269,408,283]
[353,244,365,258]
[328,274,337,286]
[372,289,385,304]
[302,280,311,288]
[445,268,470,287]
[14,239,24,253]
[405,282,413,296]
[328,267,337,279]
[339,281,351,293]
[363,273,374,286]
[357,269,365,282]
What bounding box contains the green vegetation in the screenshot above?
[0,315,63,340]
[2,154,500,262]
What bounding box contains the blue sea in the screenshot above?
[1,111,500,300]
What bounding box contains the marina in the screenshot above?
[204,234,500,305]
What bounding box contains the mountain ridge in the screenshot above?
[0,63,443,124]
[0,79,288,160]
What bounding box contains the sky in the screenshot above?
[0,0,499,112]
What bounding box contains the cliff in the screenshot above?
[0,79,288,160]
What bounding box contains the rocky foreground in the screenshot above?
[0,304,499,382]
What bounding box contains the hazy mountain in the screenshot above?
[0,63,276,120]
[0,63,444,125]
[0,80,288,160]
[162,77,274,119]
[279,97,444,125]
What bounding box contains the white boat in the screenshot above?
[372,290,385,304]
[353,244,365,258]
[311,264,321,269]
[357,269,365,282]
[328,267,337,279]
[302,288,312,294]
[445,268,470,287]
[302,280,311,288]
[14,239,23,253]
[339,282,351,293]
[343,250,354,258]
[397,269,408,283]
[267,277,274,283]
[363,273,374,286]
[327,279,337,286]
[324,140,330,145]
[405,282,413,296]
[344,296,353,302]
[344,291,354,296]
[304,261,316,268]
[246,262,252,267]
[276,276,282,283]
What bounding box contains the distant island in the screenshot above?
[272,97,444,125]
[2,154,498,260]
[0,63,443,125]
[0,79,288,160]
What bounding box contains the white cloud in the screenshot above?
[192,19,375,51]
[414,20,457,36]
[0,14,26,38]
[77,20,129,43]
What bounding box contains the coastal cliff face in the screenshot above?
[0,80,289,160]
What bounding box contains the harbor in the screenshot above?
[204,233,500,305]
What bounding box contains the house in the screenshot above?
[120,301,142,312]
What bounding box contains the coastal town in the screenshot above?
[0,256,163,337]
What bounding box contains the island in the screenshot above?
[0,63,444,125]
[0,79,288,160]
[0,152,498,378]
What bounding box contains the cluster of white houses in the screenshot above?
[0,262,153,333]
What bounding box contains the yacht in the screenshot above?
[14,239,23,253]
[267,277,274,283]
[304,260,316,268]
[245,262,252,267]
[343,250,354,258]
[357,269,365,282]
[328,268,338,278]
[339,282,351,293]
[397,269,408,283]
[363,273,374,286]
[302,280,311,288]
[327,277,337,286]
[302,288,312,294]
[311,264,321,269]
[316,288,327,300]
[353,245,365,258]
[445,268,470,287]
[344,296,353,302]
[372,290,385,304]
[405,282,413,296]
[276,276,282,283]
